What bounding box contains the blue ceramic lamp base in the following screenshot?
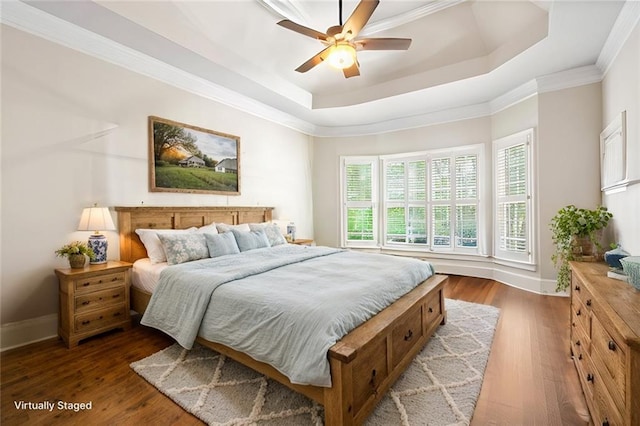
[88,233,108,264]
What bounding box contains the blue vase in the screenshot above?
[604,245,630,270]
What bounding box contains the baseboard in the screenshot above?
[1,314,58,352]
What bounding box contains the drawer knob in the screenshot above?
[576,309,581,316]
[82,301,90,306]
[586,299,592,307]
[82,282,90,287]
[82,320,90,325]
[114,312,121,317]
[404,330,413,341]
[608,341,616,351]
[587,373,594,383]
[602,421,610,426]
[428,307,433,313]
[575,340,581,347]
[574,285,580,291]
[111,277,119,282]
[578,354,583,360]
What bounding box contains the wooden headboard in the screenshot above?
[115,206,273,263]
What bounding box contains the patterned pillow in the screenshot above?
[157,233,209,265]
[231,229,271,252]
[216,223,250,233]
[249,223,287,246]
[204,232,240,258]
[135,228,197,264]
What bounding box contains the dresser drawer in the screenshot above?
[592,368,624,426]
[571,299,591,341]
[591,315,625,413]
[391,304,424,369]
[74,272,126,294]
[572,277,594,313]
[75,305,128,333]
[75,286,126,314]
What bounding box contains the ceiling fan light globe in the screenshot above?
[328,44,356,70]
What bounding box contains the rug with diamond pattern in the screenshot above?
[131,298,499,425]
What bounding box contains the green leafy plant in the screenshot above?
[55,241,96,261]
[550,205,612,292]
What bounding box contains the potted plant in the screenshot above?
[550,205,613,292]
[55,241,96,269]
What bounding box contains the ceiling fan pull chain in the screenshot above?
[339,0,343,26]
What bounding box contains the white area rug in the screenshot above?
[131,299,500,425]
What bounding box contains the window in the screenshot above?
[344,145,482,253]
[341,157,378,247]
[493,129,534,264]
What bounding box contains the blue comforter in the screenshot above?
[141,244,434,387]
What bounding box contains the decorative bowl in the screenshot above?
[620,256,640,290]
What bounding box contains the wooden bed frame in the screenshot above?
[116,206,447,425]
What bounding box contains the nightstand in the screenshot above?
[290,239,314,246]
[55,260,132,348]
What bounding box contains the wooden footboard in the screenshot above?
[190,273,445,425]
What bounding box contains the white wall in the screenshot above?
[313,83,604,294]
[0,26,313,340]
[537,83,604,279]
[602,22,640,255]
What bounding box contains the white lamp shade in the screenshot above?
[77,207,116,233]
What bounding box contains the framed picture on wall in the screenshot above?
[600,111,626,193]
[148,116,240,195]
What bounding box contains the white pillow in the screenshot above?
[216,223,250,233]
[135,228,196,264]
[197,222,219,235]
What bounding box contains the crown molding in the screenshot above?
[0,0,628,138]
[597,0,640,75]
[0,0,316,135]
[536,65,603,94]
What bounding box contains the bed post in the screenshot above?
[324,358,354,426]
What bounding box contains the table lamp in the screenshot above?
[77,205,116,264]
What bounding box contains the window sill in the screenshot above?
[343,245,537,272]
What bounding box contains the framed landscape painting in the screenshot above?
[148,116,240,195]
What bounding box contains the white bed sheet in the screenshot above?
[132,258,167,294]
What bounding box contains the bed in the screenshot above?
[116,206,447,425]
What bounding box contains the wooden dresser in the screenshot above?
[570,262,640,426]
[55,261,132,348]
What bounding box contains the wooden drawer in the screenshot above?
[75,305,128,333]
[391,304,423,369]
[592,368,624,426]
[352,336,389,414]
[572,278,594,313]
[74,272,126,294]
[424,290,443,331]
[571,299,591,342]
[75,286,126,314]
[571,323,590,364]
[591,315,625,413]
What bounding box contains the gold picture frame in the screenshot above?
[148,116,240,195]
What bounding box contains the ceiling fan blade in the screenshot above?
[343,61,360,78]
[277,20,328,41]
[342,0,380,40]
[295,46,334,73]
[357,38,412,51]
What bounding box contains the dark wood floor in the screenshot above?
[1,275,589,425]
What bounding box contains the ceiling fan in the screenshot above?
[277,0,412,78]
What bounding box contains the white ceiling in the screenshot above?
[3,0,637,136]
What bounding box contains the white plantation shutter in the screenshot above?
[341,157,378,247]
[494,129,534,263]
[342,144,482,254]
